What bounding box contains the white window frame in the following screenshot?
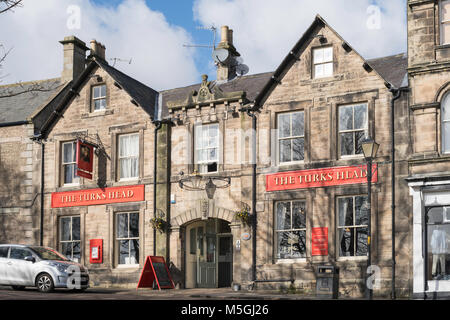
[338,103,368,158]
[442,93,450,154]
[274,200,307,260]
[441,0,450,45]
[313,46,333,79]
[92,84,106,111]
[277,111,305,165]
[194,123,219,174]
[118,133,140,181]
[59,216,81,262]
[61,141,80,186]
[337,195,369,259]
[116,212,140,267]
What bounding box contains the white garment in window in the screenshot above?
[431,229,448,254]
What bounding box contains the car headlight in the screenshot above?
[49,263,69,273]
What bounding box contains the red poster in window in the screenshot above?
[76,140,94,179]
[312,227,328,256]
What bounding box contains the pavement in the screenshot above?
[0,285,319,300]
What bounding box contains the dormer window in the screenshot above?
[92,84,106,111]
[313,46,333,79]
[441,0,450,45]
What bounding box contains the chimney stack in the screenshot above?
[90,39,106,60]
[216,25,240,82]
[59,36,88,83]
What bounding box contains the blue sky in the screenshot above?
[0,0,407,90]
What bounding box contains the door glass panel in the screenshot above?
[197,227,204,256]
[190,228,196,255]
[206,236,216,263]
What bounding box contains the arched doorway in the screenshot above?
[185,218,233,288]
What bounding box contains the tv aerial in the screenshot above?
[183,25,217,52]
[109,57,132,67]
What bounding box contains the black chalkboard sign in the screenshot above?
[137,256,174,290]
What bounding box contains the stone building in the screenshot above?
[406,0,450,298]
[162,16,411,298]
[32,37,172,287]
[0,3,442,298]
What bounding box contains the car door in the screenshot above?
[0,246,10,285]
[8,247,36,286]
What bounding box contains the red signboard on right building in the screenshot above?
[311,227,329,256]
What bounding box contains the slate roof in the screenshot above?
[159,71,274,118]
[0,78,64,124]
[367,53,408,89]
[96,59,158,119]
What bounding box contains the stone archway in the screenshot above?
[169,201,241,289]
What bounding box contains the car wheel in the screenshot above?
[11,286,25,290]
[36,273,54,293]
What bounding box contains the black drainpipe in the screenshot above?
[40,140,45,246]
[389,87,405,300]
[247,110,257,283]
[153,120,162,256]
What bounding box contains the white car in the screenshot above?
[0,244,89,293]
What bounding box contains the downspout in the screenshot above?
[40,140,44,246]
[239,105,258,284]
[31,132,45,246]
[153,120,162,256]
[389,87,403,300]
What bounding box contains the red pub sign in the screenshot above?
[266,164,377,192]
[51,185,145,208]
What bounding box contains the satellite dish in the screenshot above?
[212,48,229,64]
[236,64,249,76]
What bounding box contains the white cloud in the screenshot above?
[193,0,407,75]
[0,0,199,90]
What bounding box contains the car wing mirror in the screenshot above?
[25,256,36,263]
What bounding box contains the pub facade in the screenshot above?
[163,16,412,297]
[0,6,436,298]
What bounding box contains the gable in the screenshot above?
[253,15,405,110]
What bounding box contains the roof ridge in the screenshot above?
[160,71,275,93]
[367,52,407,61]
[0,77,61,88]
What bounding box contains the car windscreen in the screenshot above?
[30,247,69,261]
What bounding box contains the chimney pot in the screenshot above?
[90,39,106,60]
[220,26,229,44]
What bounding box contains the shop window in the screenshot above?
[277,111,305,164]
[313,46,333,78]
[194,123,219,174]
[61,141,80,185]
[426,207,450,280]
[441,0,450,45]
[275,200,306,259]
[118,133,139,180]
[337,195,369,257]
[338,103,368,157]
[116,212,139,266]
[92,84,106,111]
[59,216,81,262]
[442,93,450,153]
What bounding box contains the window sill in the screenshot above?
[114,264,140,270]
[81,109,114,118]
[337,256,367,262]
[275,258,307,264]
[278,160,305,167]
